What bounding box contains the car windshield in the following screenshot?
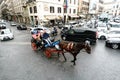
[69,22,77,25]
[111,24,120,28]
[22,25,26,27]
[1,29,11,34]
[0,23,6,25]
[99,24,106,27]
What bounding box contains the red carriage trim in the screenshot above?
[31,42,37,51]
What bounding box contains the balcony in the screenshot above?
[16,12,23,17]
[22,3,27,8]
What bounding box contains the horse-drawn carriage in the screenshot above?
[31,30,62,57]
[31,30,91,65]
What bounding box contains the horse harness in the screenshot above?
[67,42,74,50]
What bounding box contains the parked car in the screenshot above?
[61,28,97,44]
[30,25,51,34]
[107,22,120,31]
[60,24,73,34]
[10,22,17,26]
[0,22,6,29]
[58,22,63,29]
[105,30,120,49]
[17,24,27,30]
[77,20,84,26]
[114,18,120,23]
[69,21,79,27]
[0,28,14,41]
[97,23,108,40]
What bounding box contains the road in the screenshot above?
[0,22,120,80]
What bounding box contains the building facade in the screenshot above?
[0,0,78,25]
[103,0,120,17]
[12,0,29,23]
[0,0,29,23]
[89,0,104,18]
[78,0,90,19]
[27,0,78,26]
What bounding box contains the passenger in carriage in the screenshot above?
[36,32,43,48]
[41,30,52,46]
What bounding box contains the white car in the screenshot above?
[0,28,14,41]
[97,23,108,39]
[69,21,79,27]
[105,30,120,49]
[108,22,120,31]
[78,20,84,26]
[30,25,51,34]
[10,22,17,26]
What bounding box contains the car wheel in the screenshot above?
[111,43,119,49]
[100,36,106,40]
[62,36,66,40]
[105,41,108,47]
[3,36,9,40]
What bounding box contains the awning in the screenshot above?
[79,15,85,18]
[44,15,57,20]
[58,16,62,19]
[69,15,79,18]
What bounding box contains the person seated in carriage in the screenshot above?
[41,30,52,47]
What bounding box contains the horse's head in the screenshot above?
[84,40,91,54]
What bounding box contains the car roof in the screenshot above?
[69,21,77,23]
[71,28,97,32]
[0,28,10,31]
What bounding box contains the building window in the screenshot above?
[29,7,32,13]
[31,16,33,21]
[70,0,71,3]
[58,7,61,13]
[116,5,119,8]
[69,8,71,13]
[34,6,37,13]
[64,0,66,3]
[74,0,76,4]
[50,6,54,13]
[73,9,76,13]
[64,8,67,13]
[113,6,115,8]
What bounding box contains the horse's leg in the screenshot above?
[57,52,60,58]
[61,52,67,61]
[71,53,77,65]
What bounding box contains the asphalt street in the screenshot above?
[0,22,120,80]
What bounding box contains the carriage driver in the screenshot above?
[41,30,52,46]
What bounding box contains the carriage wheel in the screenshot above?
[44,49,51,58]
[31,42,37,51]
